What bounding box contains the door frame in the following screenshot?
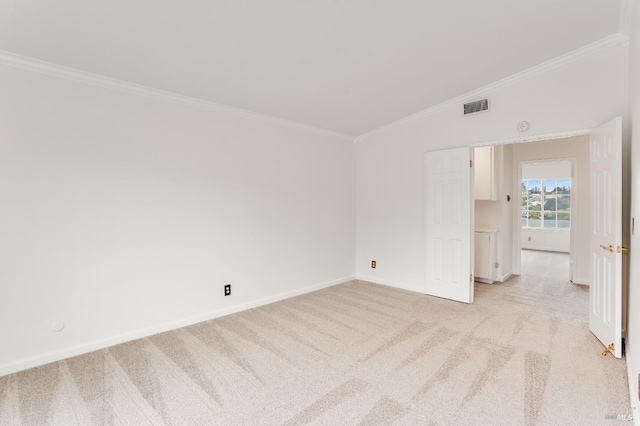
[517,157,577,282]
[470,128,592,279]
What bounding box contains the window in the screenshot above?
[521,178,571,228]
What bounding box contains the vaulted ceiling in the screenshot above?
[0,1,626,136]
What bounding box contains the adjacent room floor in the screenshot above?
[520,249,570,280]
[0,276,631,425]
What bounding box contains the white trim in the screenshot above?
[497,272,513,282]
[571,277,591,286]
[520,245,570,253]
[0,50,355,142]
[514,160,522,276]
[355,275,424,294]
[0,275,355,377]
[476,128,592,148]
[358,34,627,141]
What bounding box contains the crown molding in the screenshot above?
[357,33,629,141]
[0,50,355,142]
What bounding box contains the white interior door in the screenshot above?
[425,147,473,303]
[589,117,623,358]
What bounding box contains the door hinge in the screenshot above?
[470,160,473,168]
[470,274,473,282]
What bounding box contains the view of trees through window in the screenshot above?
[521,178,571,228]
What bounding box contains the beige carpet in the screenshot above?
[520,249,570,281]
[0,277,631,425]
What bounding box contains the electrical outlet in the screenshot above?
[371,260,376,269]
[224,284,231,296]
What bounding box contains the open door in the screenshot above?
[589,117,623,358]
[425,147,474,303]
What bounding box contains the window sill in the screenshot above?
[521,227,570,231]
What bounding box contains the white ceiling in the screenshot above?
[0,1,624,136]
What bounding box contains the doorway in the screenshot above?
[519,158,575,282]
[428,119,623,357]
[474,131,590,285]
[510,135,589,286]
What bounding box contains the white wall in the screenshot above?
[356,42,628,292]
[522,160,572,179]
[0,64,356,375]
[627,2,640,419]
[521,228,570,252]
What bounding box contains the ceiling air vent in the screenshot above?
[463,98,489,115]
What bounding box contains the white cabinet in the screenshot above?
[474,228,498,283]
[474,146,501,200]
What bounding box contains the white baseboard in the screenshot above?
[498,272,513,282]
[0,275,355,377]
[571,277,591,286]
[521,245,570,253]
[356,274,424,294]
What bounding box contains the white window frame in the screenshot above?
[521,177,571,229]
